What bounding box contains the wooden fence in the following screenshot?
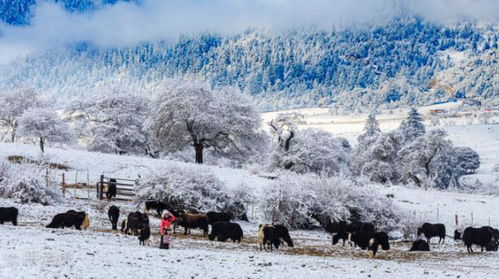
[96,175,136,201]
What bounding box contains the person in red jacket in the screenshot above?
[160,212,175,249]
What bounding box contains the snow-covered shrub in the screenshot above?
[0,163,62,205]
[135,164,234,213]
[262,173,405,231]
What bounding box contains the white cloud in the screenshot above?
[0,0,497,63]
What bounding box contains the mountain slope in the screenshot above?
[0,15,497,110]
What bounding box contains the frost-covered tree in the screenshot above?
[399,129,456,189]
[271,128,351,175]
[69,93,149,155]
[0,162,62,205]
[357,112,381,145]
[354,131,404,183]
[455,146,480,175]
[399,108,426,143]
[17,108,74,152]
[0,87,44,142]
[145,85,262,164]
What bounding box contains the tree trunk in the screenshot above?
[194,143,204,164]
[39,137,45,153]
[10,130,15,142]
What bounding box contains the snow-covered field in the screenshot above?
[1,103,498,278]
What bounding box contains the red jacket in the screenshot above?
[160,216,175,235]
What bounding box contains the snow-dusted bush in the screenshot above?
[262,173,405,231]
[0,163,62,205]
[17,108,74,152]
[135,164,235,214]
[68,93,150,155]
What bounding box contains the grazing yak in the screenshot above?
[0,207,18,226]
[331,221,376,247]
[409,239,430,252]
[108,206,120,230]
[367,232,390,258]
[106,179,117,201]
[463,226,499,253]
[454,229,462,241]
[257,224,294,251]
[138,226,151,245]
[208,222,243,242]
[417,223,446,244]
[177,211,209,236]
[46,210,89,230]
[144,201,168,217]
[122,211,149,236]
[206,212,232,225]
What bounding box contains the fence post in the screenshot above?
[471,212,474,226]
[99,175,104,200]
[62,173,66,198]
[455,214,459,227]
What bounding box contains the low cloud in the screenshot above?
[0,0,497,63]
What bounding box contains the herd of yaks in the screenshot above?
[1,203,499,258]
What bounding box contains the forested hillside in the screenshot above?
[0,1,497,110]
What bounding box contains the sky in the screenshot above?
[0,0,498,63]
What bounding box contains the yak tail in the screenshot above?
[82,214,90,230]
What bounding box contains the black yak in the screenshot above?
[331,221,375,247]
[257,224,293,251]
[106,178,117,201]
[46,211,89,230]
[122,211,149,235]
[454,229,462,241]
[409,239,430,252]
[463,226,499,253]
[206,212,232,225]
[138,226,151,245]
[0,207,18,226]
[367,232,390,258]
[108,206,120,230]
[417,223,446,244]
[208,222,243,242]
[144,201,168,217]
[178,211,209,236]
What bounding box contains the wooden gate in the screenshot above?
[96,175,136,201]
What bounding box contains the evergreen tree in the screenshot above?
[357,112,381,145]
[399,108,426,143]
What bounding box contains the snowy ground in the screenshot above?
[0,103,498,278]
[1,197,499,279]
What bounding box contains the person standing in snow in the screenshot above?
[160,211,175,249]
